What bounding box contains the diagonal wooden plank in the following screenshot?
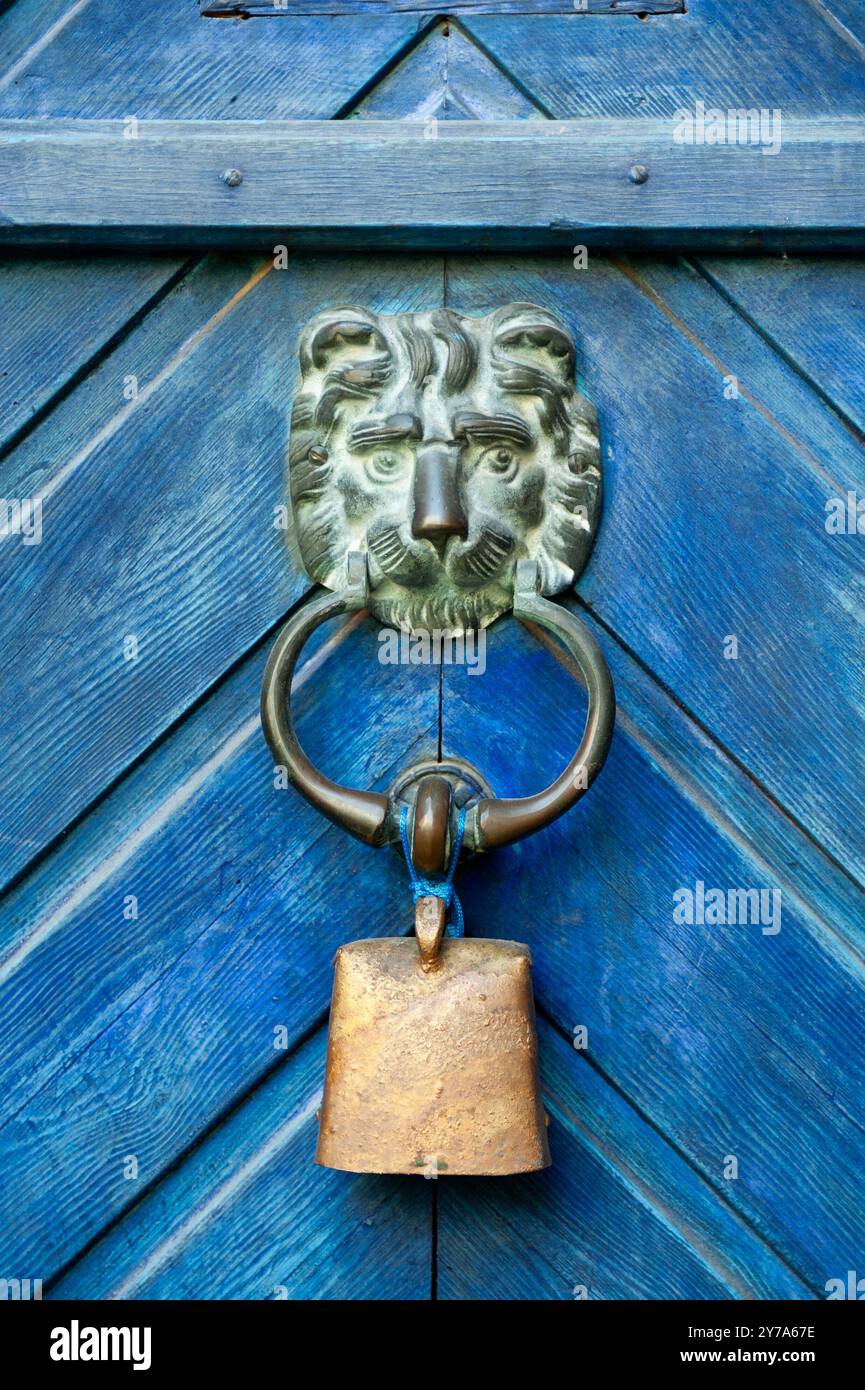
[50,1032,433,1300]
[803,0,865,60]
[0,0,89,82]
[444,252,865,887]
[0,255,193,455]
[0,0,426,119]
[462,0,865,119]
[439,1020,810,1299]
[0,254,445,895]
[442,605,865,1288]
[0,610,439,1279]
[344,18,542,121]
[693,257,865,441]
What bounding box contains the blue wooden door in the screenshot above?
[1,0,864,1301]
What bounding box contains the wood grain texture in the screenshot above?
[3,0,861,125]
[0,614,439,1279]
[0,254,444,895]
[201,1,683,14]
[804,0,865,58]
[344,21,541,120]
[445,253,865,888]
[4,247,863,1294]
[439,1020,810,1299]
[0,255,189,453]
[695,257,865,438]
[52,1017,803,1302]
[0,1,447,461]
[51,1034,434,1300]
[1,0,862,1303]
[3,119,865,251]
[443,606,865,1289]
[0,0,422,120]
[463,0,865,119]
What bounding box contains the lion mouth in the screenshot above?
[367,516,515,592]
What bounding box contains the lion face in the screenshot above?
[288,302,601,630]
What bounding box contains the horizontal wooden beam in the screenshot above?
[201,1,683,13]
[2,119,864,252]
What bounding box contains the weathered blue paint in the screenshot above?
[443,603,865,1292]
[0,619,439,1280]
[0,0,863,1303]
[201,1,684,14]
[2,118,864,251]
[0,255,446,893]
[0,255,189,450]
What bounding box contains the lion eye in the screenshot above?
[478,445,519,481]
[364,450,405,484]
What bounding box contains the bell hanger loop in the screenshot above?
[409,775,452,971]
[400,779,467,972]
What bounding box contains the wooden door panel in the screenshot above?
[51,1034,433,1300]
[1,0,863,1305]
[0,619,438,1281]
[0,256,445,894]
[446,254,865,884]
[464,0,865,119]
[6,0,862,127]
[3,248,863,1295]
[0,0,421,120]
[442,608,865,1289]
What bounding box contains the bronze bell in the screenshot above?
[316,937,550,1177]
[315,775,550,1176]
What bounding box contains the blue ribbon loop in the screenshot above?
[400,801,466,936]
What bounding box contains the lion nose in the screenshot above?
[411,445,468,542]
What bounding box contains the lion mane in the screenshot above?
[287,302,601,629]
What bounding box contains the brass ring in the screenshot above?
[260,553,390,846]
[260,553,614,853]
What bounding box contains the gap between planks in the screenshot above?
[538,1056,813,1299]
[688,257,865,451]
[523,609,865,980]
[0,256,199,470]
[612,257,850,497]
[105,1085,323,1300]
[802,0,865,64]
[0,257,275,534]
[0,608,365,987]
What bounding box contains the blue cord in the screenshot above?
[400,801,466,936]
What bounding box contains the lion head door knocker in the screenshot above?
[261,303,614,1176]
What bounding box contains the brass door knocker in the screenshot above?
[261,303,615,1176]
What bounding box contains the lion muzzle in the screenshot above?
[411,443,468,545]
